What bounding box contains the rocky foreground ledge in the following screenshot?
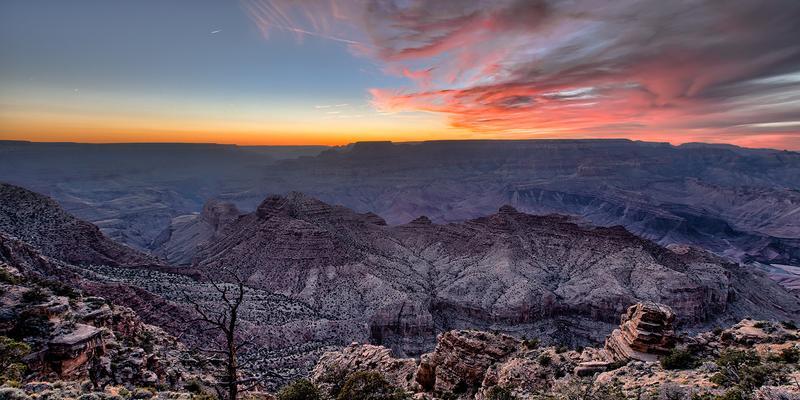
[307,302,800,400]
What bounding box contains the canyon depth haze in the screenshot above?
[2,1,800,399]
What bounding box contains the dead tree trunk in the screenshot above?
[181,268,247,400]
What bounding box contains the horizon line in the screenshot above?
[1,137,798,153]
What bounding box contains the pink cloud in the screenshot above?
[243,0,800,150]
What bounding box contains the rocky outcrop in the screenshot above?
[604,302,677,362]
[420,331,519,394]
[43,324,105,377]
[311,343,418,393]
[307,302,800,399]
[0,261,209,389]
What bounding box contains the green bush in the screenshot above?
[737,363,788,391]
[0,387,30,400]
[336,371,409,400]
[716,349,760,370]
[779,347,799,363]
[769,347,800,364]
[0,269,21,285]
[711,349,788,394]
[486,386,516,400]
[314,365,348,398]
[781,320,797,330]
[522,337,539,350]
[660,347,695,370]
[12,311,53,339]
[715,388,744,400]
[591,383,626,400]
[720,332,734,342]
[538,354,552,366]
[0,336,30,384]
[277,379,322,400]
[37,279,79,298]
[182,379,204,394]
[21,287,48,304]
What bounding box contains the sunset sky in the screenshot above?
[1,0,799,149]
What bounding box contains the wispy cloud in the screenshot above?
[242,0,800,149]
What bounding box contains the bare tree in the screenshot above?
[180,268,249,400]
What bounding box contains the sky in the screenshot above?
[1,0,799,149]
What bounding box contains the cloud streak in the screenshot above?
[243,0,800,149]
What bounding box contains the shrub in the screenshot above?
[0,336,30,384]
[315,365,349,398]
[277,379,322,400]
[712,349,788,394]
[716,349,760,370]
[778,347,799,363]
[720,332,734,342]
[538,354,552,366]
[656,382,689,400]
[522,337,539,350]
[21,287,48,304]
[715,388,744,400]
[555,346,568,354]
[661,348,695,370]
[781,321,797,330]
[737,363,788,392]
[336,371,409,400]
[486,386,516,400]
[131,387,156,399]
[0,269,21,285]
[183,379,204,394]
[591,383,626,400]
[0,387,29,400]
[12,311,53,339]
[38,279,79,298]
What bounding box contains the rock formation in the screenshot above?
[192,192,800,356]
[151,199,241,265]
[604,302,677,362]
[418,331,519,394]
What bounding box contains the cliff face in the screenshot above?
[0,183,158,267]
[193,193,800,356]
[151,200,241,265]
